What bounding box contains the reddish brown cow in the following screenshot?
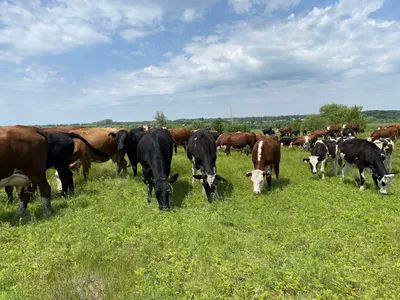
[41,126,86,133]
[343,124,360,134]
[327,125,341,136]
[244,136,280,194]
[168,128,191,154]
[290,134,318,151]
[68,127,127,180]
[255,133,263,141]
[0,126,52,217]
[279,126,292,137]
[310,129,329,138]
[216,132,256,155]
[371,127,399,140]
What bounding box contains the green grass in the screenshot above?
[1,138,400,299]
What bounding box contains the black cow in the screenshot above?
[108,128,146,177]
[302,140,339,180]
[137,128,179,210]
[187,130,226,202]
[279,137,296,146]
[262,127,275,136]
[338,138,396,194]
[302,129,307,136]
[6,132,109,201]
[342,127,355,137]
[290,130,300,137]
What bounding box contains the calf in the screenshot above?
[261,127,275,136]
[137,128,179,210]
[0,126,51,217]
[187,130,226,202]
[338,139,396,194]
[302,140,339,179]
[245,137,280,194]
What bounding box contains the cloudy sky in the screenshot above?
[1,0,399,125]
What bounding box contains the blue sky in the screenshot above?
[0,0,399,125]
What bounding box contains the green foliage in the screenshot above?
[154,111,167,127]
[301,114,328,131]
[225,123,251,132]
[212,118,224,132]
[289,119,301,130]
[0,140,399,299]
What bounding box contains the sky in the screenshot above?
[0,0,400,125]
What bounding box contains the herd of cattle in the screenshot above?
[0,122,398,217]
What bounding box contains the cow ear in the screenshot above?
[193,175,205,180]
[168,174,179,183]
[244,172,252,177]
[108,132,116,138]
[303,158,310,163]
[215,174,226,182]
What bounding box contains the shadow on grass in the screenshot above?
[171,180,192,208]
[274,177,291,191]
[218,180,234,198]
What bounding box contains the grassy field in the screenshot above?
[0,135,399,299]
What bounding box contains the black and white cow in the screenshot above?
[137,128,179,210]
[338,138,396,194]
[302,140,339,180]
[290,130,300,137]
[262,127,275,136]
[371,138,395,172]
[342,127,355,137]
[108,127,146,177]
[279,137,296,147]
[187,130,226,202]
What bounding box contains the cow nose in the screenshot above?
[253,191,261,195]
[159,204,170,210]
[312,171,317,174]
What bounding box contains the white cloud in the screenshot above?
[163,51,173,57]
[131,50,145,56]
[15,66,61,84]
[180,9,201,23]
[228,0,301,14]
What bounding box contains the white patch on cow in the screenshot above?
[257,140,264,162]
[327,126,331,130]
[55,170,62,192]
[308,156,319,174]
[206,174,216,188]
[342,124,347,129]
[0,169,31,189]
[379,174,395,194]
[194,137,198,141]
[250,169,264,194]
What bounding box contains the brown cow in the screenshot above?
[343,124,360,134]
[244,136,280,194]
[371,127,398,140]
[290,134,318,151]
[216,132,256,155]
[310,129,329,138]
[68,127,127,180]
[279,126,292,137]
[0,126,52,217]
[255,133,263,141]
[41,125,86,133]
[168,128,191,154]
[327,125,341,136]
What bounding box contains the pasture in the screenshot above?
[1,138,399,299]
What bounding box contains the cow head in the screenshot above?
[193,173,226,202]
[376,173,396,194]
[244,169,272,194]
[153,174,179,210]
[108,130,132,151]
[303,156,320,175]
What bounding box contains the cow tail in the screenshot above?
[67,133,110,159]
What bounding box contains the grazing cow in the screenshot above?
[302,140,339,179]
[245,137,280,194]
[0,126,51,217]
[108,128,146,177]
[371,127,398,140]
[261,127,275,136]
[137,128,179,210]
[279,137,296,147]
[290,134,318,151]
[187,130,226,202]
[68,127,127,180]
[279,126,292,137]
[337,139,396,194]
[343,124,360,134]
[327,125,341,136]
[372,138,395,172]
[41,126,86,133]
[290,130,300,137]
[216,132,256,155]
[168,128,191,154]
[302,129,307,136]
[310,129,329,139]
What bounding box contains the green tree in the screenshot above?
[289,119,301,130]
[301,114,328,131]
[212,118,224,132]
[154,111,167,127]
[319,103,348,125]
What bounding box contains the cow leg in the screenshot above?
[121,157,127,179]
[183,142,187,153]
[266,175,272,191]
[174,143,178,155]
[341,164,347,183]
[387,154,392,172]
[332,158,339,177]
[226,145,231,155]
[55,170,62,192]
[191,158,197,184]
[56,165,74,198]
[82,161,90,181]
[274,164,280,185]
[320,160,326,180]
[5,186,14,203]
[372,174,379,188]
[359,168,366,191]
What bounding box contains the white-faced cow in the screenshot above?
[187,130,226,202]
[372,138,395,172]
[0,126,52,217]
[137,128,179,210]
[338,138,396,194]
[302,140,339,180]
[245,136,280,194]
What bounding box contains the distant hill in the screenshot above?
[35,110,400,129]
